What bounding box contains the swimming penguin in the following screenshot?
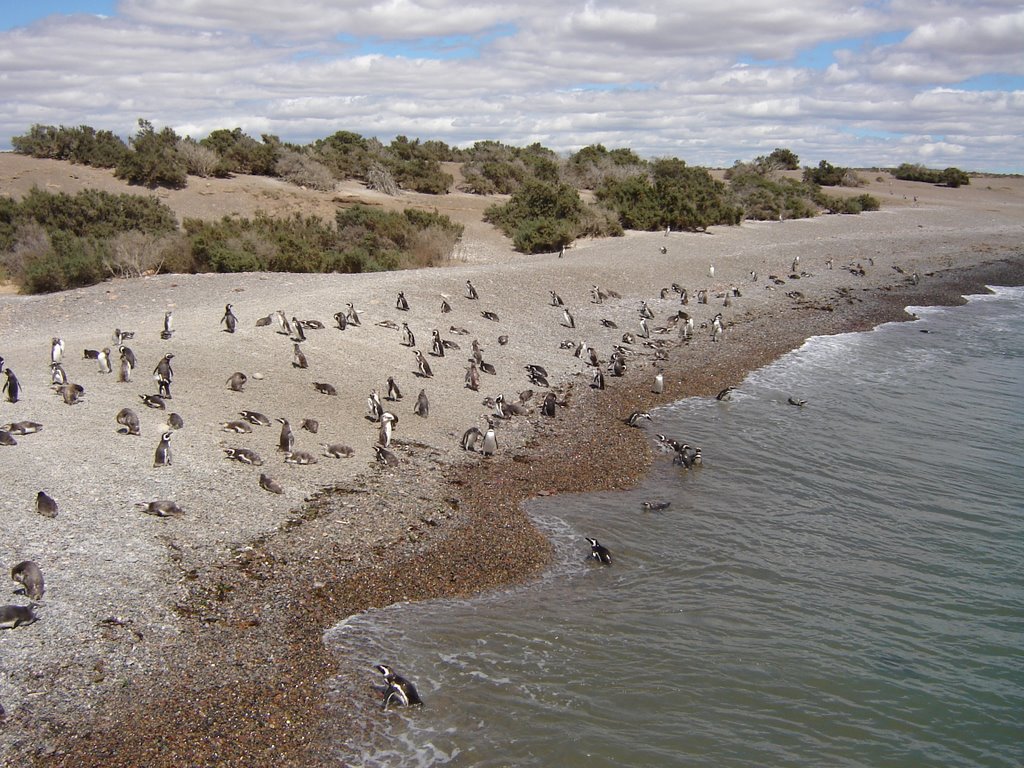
[414,389,429,418]
[36,491,58,519]
[396,291,409,311]
[715,386,735,402]
[222,303,238,333]
[140,393,166,410]
[239,410,271,426]
[137,500,184,517]
[300,418,319,434]
[386,377,402,402]
[259,473,285,494]
[642,501,671,511]
[787,396,807,407]
[116,407,142,435]
[2,369,20,403]
[11,561,44,600]
[653,372,664,394]
[0,605,37,629]
[323,443,355,458]
[292,343,308,369]
[586,537,613,565]
[50,337,64,364]
[161,310,174,340]
[313,382,338,396]
[430,330,445,357]
[414,350,433,378]
[223,447,263,466]
[154,431,173,467]
[465,280,479,300]
[376,664,423,710]
[401,323,416,348]
[226,372,247,392]
[277,418,294,452]
[153,353,174,398]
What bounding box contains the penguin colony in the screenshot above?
[0,244,836,720]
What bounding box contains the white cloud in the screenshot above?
[0,1,1021,171]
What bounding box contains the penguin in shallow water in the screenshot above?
[626,410,651,427]
[376,664,423,710]
[154,431,173,467]
[586,537,612,565]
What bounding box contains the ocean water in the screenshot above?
[327,286,1024,767]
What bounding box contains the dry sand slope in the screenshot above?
[0,155,1022,763]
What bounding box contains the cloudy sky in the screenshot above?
[2,1,1022,172]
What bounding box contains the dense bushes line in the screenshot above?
[0,187,464,293]
[893,163,970,187]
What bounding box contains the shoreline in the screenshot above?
[17,255,1024,767]
[0,164,1021,765]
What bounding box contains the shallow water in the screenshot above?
[327,286,1024,767]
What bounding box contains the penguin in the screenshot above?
[0,605,37,629]
[609,355,625,377]
[50,362,68,386]
[481,423,498,456]
[460,426,483,451]
[153,353,174,398]
[345,303,361,326]
[642,501,671,511]
[440,296,452,313]
[256,314,273,327]
[639,301,654,319]
[116,407,142,435]
[386,377,403,401]
[791,255,800,274]
[401,323,416,348]
[11,561,44,600]
[284,450,318,465]
[626,410,651,427]
[291,316,306,342]
[550,290,564,307]
[137,500,184,517]
[653,372,664,394]
[57,382,85,405]
[639,317,650,339]
[36,491,58,519]
[376,664,423,710]
[378,412,396,447]
[226,372,247,392]
[465,279,478,300]
[373,445,399,467]
[3,420,42,435]
[259,473,285,494]
[449,325,470,336]
[481,310,499,322]
[541,392,557,417]
[117,349,133,382]
[50,337,64,364]
[0,430,15,446]
[161,310,174,340]
[313,382,338,396]
[300,418,319,434]
[716,386,734,402]
[83,348,100,360]
[600,319,618,329]
[167,412,184,430]
[562,308,575,328]
[787,396,807,407]
[414,389,429,418]
[273,310,292,336]
[292,343,308,369]
[396,291,409,311]
[301,319,325,330]
[224,447,263,466]
[323,443,355,458]
[414,350,433,378]
[709,264,715,279]
[711,313,723,342]
[2,369,20,403]
[239,410,271,426]
[465,362,480,391]
[586,537,613,565]
[334,311,348,330]
[430,330,445,357]
[140,393,166,410]
[528,368,549,387]
[221,420,253,433]
[222,303,238,333]
[366,390,383,421]
[697,289,708,305]
[277,418,294,453]
[154,431,173,467]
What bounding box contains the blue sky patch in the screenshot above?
[337,23,516,61]
[0,1,117,31]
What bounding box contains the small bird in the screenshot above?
[222,303,238,333]
[376,664,423,710]
[586,537,612,565]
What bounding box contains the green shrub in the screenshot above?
[16,187,178,239]
[116,119,188,189]
[12,124,128,168]
[803,160,861,187]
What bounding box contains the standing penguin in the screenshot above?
[431,330,445,357]
[401,323,416,348]
[386,377,403,401]
[465,362,480,392]
[2,369,20,403]
[50,337,64,364]
[481,422,498,456]
[378,412,397,447]
[414,350,433,378]
[562,308,575,329]
[154,431,173,467]
[222,303,238,333]
[161,310,174,340]
[465,279,479,300]
[414,389,429,418]
[396,291,409,311]
[711,313,724,342]
[97,347,112,374]
[277,418,294,453]
[653,371,664,394]
[153,353,174,398]
[639,317,651,339]
[292,343,308,369]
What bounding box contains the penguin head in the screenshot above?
[375,664,393,678]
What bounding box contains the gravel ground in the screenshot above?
[0,169,1022,765]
